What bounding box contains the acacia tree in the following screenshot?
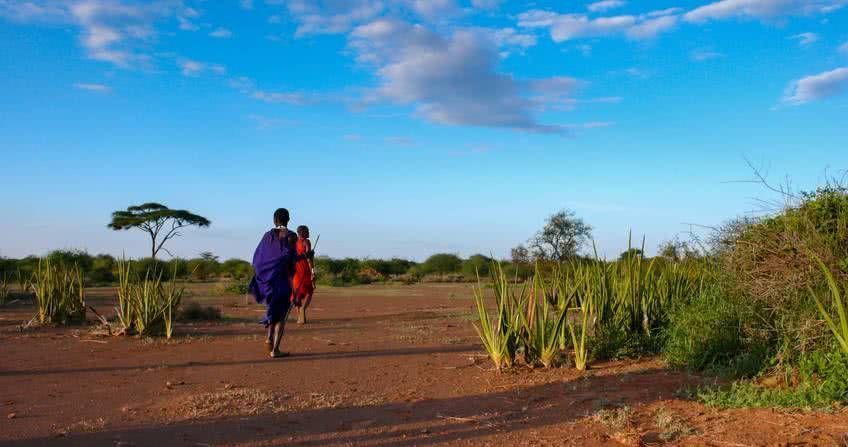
[108,203,211,260]
[529,209,592,261]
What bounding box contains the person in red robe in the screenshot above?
[291,225,315,324]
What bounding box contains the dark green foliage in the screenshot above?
[591,325,663,361]
[179,302,222,321]
[663,286,761,372]
[461,254,493,279]
[618,248,644,261]
[220,258,253,280]
[187,258,219,281]
[699,351,848,410]
[420,253,462,275]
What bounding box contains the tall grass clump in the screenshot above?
[0,273,9,305]
[523,267,569,368]
[808,255,848,355]
[31,258,86,324]
[472,263,522,370]
[114,259,184,338]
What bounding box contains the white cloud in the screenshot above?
[789,32,818,46]
[210,27,232,38]
[841,41,848,53]
[410,0,457,19]
[178,58,226,77]
[240,0,254,10]
[684,0,847,23]
[587,0,625,13]
[782,67,848,105]
[690,48,724,61]
[73,82,111,92]
[349,18,586,133]
[0,1,196,68]
[471,0,501,10]
[285,0,384,36]
[518,8,679,41]
[625,14,678,39]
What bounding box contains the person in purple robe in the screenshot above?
[249,208,310,358]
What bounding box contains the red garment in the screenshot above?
[291,238,314,306]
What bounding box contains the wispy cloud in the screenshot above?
[684,0,847,23]
[790,32,818,47]
[782,67,848,105]
[518,8,680,42]
[178,58,226,77]
[0,0,198,68]
[73,82,111,92]
[209,27,232,38]
[587,0,626,13]
[240,0,254,11]
[841,41,848,53]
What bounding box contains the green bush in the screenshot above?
[663,287,761,372]
[699,350,848,410]
[220,258,253,279]
[420,253,462,275]
[461,254,493,279]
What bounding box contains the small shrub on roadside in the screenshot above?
[699,350,848,410]
[179,302,222,321]
[663,286,761,372]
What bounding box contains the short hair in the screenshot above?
[273,208,290,226]
[297,225,309,238]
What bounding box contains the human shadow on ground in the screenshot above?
[0,344,478,377]
[4,367,692,447]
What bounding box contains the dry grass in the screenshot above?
[655,407,696,441]
[593,406,633,433]
[55,417,107,436]
[174,387,386,420]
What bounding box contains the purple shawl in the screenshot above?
[249,228,296,306]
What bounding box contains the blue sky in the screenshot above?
[1,0,847,261]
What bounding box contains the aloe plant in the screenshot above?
[808,255,848,355]
[31,258,86,324]
[525,273,569,368]
[568,297,593,371]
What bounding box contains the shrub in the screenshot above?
[461,254,493,280]
[420,253,462,275]
[663,286,762,372]
[179,302,222,321]
[220,258,253,279]
[699,350,848,410]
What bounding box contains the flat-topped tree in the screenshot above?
[108,203,211,260]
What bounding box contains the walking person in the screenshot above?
[248,208,307,358]
[291,225,315,324]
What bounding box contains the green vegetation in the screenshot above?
[469,184,848,410]
[31,258,86,325]
[471,237,705,372]
[115,260,184,338]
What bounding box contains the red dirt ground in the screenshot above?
[1,283,846,446]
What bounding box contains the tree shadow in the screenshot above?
[4,367,693,446]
